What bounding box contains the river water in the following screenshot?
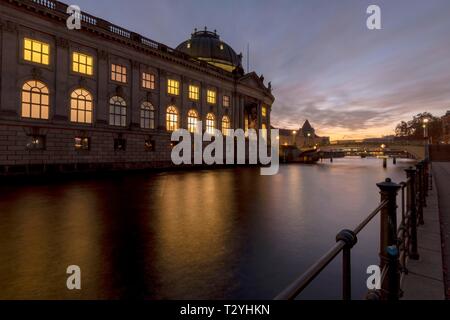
[0,157,415,299]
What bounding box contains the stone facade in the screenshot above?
[0,0,274,175]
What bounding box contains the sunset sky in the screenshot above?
[74,0,450,140]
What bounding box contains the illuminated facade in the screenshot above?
[0,0,274,175]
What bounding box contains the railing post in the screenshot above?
[406,167,420,260]
[385,245,401,300]
[416,162,425,225]
[377,178,401,269]
[336,229,357,300]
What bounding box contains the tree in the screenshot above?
[395,112,443,142]
[395,121,410,137]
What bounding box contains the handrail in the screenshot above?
[275,241,346,300]
[275,200,388,300]
[353,200,388,235]
[275,159,431,300]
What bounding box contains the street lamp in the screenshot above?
[422,118,430,159]
[292,131,297,146]
[422,118,429,140]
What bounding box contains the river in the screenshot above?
[0,157,415,299]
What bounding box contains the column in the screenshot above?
[54,37,69,122]
[0,20,19,118]
[96,50,108,125]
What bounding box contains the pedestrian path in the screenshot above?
[430,162,450,299]
[402,164,446,300]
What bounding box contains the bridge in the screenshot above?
[320,140,427,160]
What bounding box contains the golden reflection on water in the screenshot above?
[0,158,415,299]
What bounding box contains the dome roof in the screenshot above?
[176,28,242,72]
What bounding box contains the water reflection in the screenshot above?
[0,157,415,299]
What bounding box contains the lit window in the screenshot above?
[261,123,267,140]
[21,80,49,120]
[26,135,46,150]
[206,113,215,135]
[75,137,90,150]
[207,90,216,104]
[223,95,230,107]
[142,72,155,90]
[140,102,155,129]
[24,38,49,65]
[222,116,231,136]
[189,85,200,101]
[73,52,93,75]
[167,79,179,95]
[70,89,93,124]
[111,64,127,83]
[262,106,267,117]
[166,106,178,131]
[109,96,127,126]
[187,109,199,133]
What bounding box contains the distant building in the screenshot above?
[278,120,330,148]
[442,111,450,144]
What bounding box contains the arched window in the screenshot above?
[166,106,178,131]
[109,96,126,127]
[140,102,155,129]
[222,116,231,136]
[206,113,215,135]
[187,109,198,133]
[261,123,268,140]
[21,80,49,119]
[70,89,93,124]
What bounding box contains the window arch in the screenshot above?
[166,106,179,131]
[187,109,199,133]
[21,80,49,119]
[222,116,231,136]
[140,102,155,129]
[70,89,93,124]
[206,113,216,135]
[261,123,268,140]
[109,96,127,127]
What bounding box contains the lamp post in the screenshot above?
[292,131,297,147]
[422,118,430,160]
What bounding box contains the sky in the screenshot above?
[73,0,450,140]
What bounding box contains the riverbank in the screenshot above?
[402,174,445,299]
[431,162,450,299]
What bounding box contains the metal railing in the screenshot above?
[275,160,431,300]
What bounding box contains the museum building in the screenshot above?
[0,0,274,174]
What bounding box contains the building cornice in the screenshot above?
[2,0,272,99]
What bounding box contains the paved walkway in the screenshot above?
[402,164,446,300]
[431,162,450,299]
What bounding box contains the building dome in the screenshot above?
[176,28,242,72]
